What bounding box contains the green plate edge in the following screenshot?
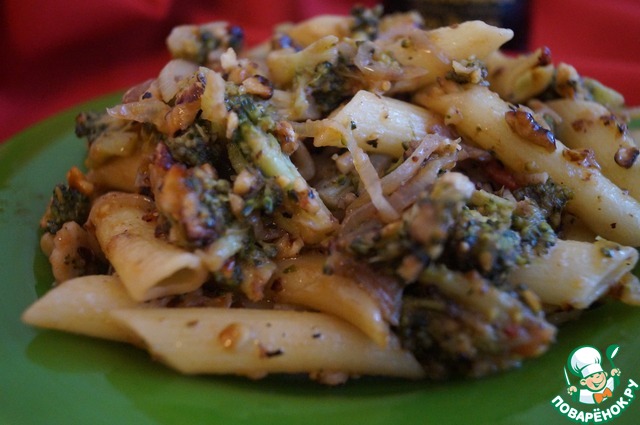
[1,93,639,425]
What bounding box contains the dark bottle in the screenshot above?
[382,0,530,51]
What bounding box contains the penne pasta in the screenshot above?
[88,192,209,302]
[282,14,352,47]
[380,20,513,92]
[312,90,444,158]
[484,48,555,104]
[21,274,140,342]
[110,308,425,380]
[87,151,150,193]
[266,35,340,87]
[545,99,640,200]
[415,82,640,246]
[507,239,638,309]
[269,253,390,347]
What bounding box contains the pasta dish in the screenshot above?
[22,6,640,384]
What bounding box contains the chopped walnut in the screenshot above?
[562,148,600,169]
[614,147,639,169]
[242,75,274,99]
[505,108,556,152]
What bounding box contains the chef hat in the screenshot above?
[569,346,604,378]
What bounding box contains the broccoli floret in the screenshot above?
[42,184,91,234]
[512,179,573,229]
[164,122,215,167]
[198,25,244,63]
[154,162,282,295]
[75,111,111,143]
[240,173,283,216]
[443,206,522,278]
[350,5,383,40]
[335,173,559,378]
[75,110,134,146]
[445,58,489,86]
[164,120,234,176]
[226,91,277,131]
[512,200,556,253]
[342,173,563,282]
[225,87,337,243]
[156,160,284,250]
[209,237,278,292]
[340,173,471,280]
[75,110,142,168]
[440,188,560,279]
[308,60,360,117]
[168,22,244,65]
[535,63,625,109]
[178,166,235,247]
[152,163,280,297]
[397,265,555,379]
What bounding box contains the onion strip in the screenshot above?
[329,120,400,222]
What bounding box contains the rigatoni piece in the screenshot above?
[21,275,140,343]
[415,83,640,246]
[89,192,209,302]
[110,308,425,380]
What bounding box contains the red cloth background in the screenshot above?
[1,0,639,143]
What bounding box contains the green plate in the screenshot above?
[1,94,639,425]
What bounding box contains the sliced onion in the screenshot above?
[335,120,399,223]
[346,134,455,214]
[107,99,171,133]
[354,40,402,80]
[381,134,448,195]
[341,151,458,234]
[325,250,403,325]
[387,154,457,212]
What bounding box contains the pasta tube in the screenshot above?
[21,275,139,342]
[507,239,638,309]
[110,308,425,380]
[282,14,351,47]
[270,253,390,347]
[415,83,640,246]
[89,192,209,301]
[545,99,640,201]
[484,48,555,103]
[380,20,513,92]
[313,90,444,158]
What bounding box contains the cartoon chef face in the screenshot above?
[568,346,606,389]
[581,371,609,392]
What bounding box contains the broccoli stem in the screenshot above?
[235,121,337,243]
